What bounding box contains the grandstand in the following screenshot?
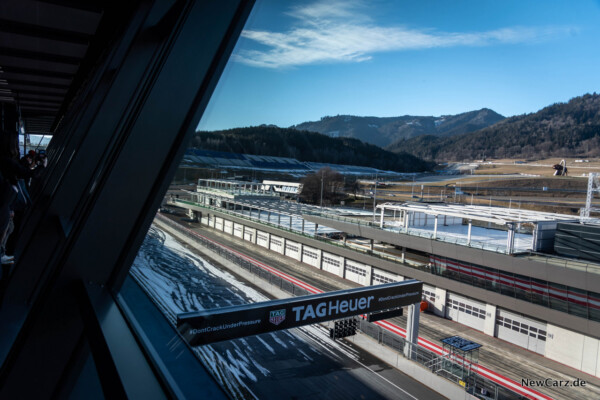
[182,149,400,177]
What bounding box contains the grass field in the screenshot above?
[474,157,600,177]
[357,159,600,216]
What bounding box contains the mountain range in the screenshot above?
[195,93,600,166]
[291,108,505,148]
[393,93,600,161]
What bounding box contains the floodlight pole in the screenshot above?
[373,174,378,221]
[320,170,324,208]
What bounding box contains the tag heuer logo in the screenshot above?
[269,309,286,325]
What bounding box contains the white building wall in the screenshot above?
[233,223,243,238]
[483,304,496,336]
[421,284,436,313]
[545,324,600,377]
[582,336,599,377]
[596,341,600,378]
[433,287,446,317]
[365,265,373,286]
[215,217,223,231]
[546,324,585,371]
[223,220,233,234]
[243,227,255,243]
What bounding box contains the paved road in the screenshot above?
[186,220,600,400]
[132,226,445,400]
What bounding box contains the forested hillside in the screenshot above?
[292,108,504,148]
[192,126,433,172]
[392,94,600,161]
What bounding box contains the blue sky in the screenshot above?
[198,0,600,131]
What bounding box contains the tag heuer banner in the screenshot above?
[177,280,422,346]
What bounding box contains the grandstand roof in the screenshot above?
[182,149,400,176]
[376,202,580,225]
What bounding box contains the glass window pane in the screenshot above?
[588,291,600,322]
[514,274,531,302]
[548,282,568,313]
[499,271,515,297]
[530,278,549,307]
[567,286,588,318]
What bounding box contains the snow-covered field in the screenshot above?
[130,227,399,399]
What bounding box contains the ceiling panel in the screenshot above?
[0,0,103,134]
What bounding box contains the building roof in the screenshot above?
[376,202,581,226]
[440,336,482,352]
[0,1,137,134]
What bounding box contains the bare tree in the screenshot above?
[299,167,345,205]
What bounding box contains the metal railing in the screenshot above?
[174,199,428,266]
[177,199,600,275]
[154,213,526,400]
[304,210,525,254]
[195,187,279,198]
[172,200,600,324]
[524,251,600,275]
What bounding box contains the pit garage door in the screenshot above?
[321,252,341,275]
[496,309,546,355]
[446,293,486,332]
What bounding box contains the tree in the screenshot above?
[299,167,344,205]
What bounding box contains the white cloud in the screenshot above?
[233,0,568,69]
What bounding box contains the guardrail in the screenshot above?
[153,213,532,400]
